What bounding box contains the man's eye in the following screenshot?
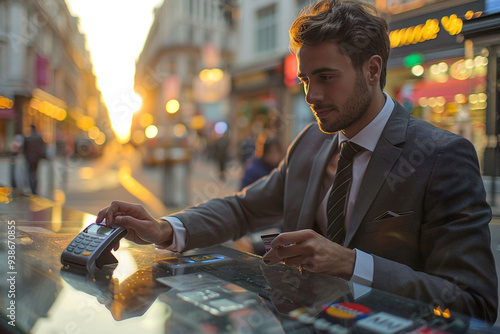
[320,75,333,81]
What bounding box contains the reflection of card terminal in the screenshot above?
[61,222,127,272]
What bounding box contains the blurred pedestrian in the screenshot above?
[240,133,283,190]
[238,134,256,166]
[9,134,24,189]
[236,132,284,255]
[23,125,46,194]
[214,131,229,181]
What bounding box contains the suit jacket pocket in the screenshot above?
[364,211,415,234]
[361,212,419,265]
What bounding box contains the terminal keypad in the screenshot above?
[65,234,105,256]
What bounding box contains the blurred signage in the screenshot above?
[404,53,425,67]
[234,71,269,89]
[194,70,231,103]
[389,1,484,58]
[36,55,50,87]
[163,75,180,101]
[390,14,464,49]
[284,54,299,87]
[0,96,15,119]
[0,96,14,109]
[31,88,67,121]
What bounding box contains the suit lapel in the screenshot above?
[344,102,409,245]
[297,134,338,230]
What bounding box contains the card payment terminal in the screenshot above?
[61,222,127,272]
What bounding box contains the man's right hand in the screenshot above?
[96,201,173,248]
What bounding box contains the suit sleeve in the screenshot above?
[172,124,314,251]
[371,136,498,323]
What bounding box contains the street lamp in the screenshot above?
[165,99,180,114]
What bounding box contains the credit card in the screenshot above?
[260,233,280,252]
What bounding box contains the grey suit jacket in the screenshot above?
[174,101,498,322]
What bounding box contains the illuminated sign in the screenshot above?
[30,98,67,121]
[441,14,463,35]
[0,96,14,109]
[390,19,440,48]
[284,54,299,87]
[390,14,465,48]
[404,53,425,67]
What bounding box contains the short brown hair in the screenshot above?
[289,0,390,90]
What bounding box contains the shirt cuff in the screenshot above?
[350,249,374,286]
[157,216,187,252]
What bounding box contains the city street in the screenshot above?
[0,142,243,218]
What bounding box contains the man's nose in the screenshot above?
[305,85,323,105]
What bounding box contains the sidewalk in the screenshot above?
[132,156,243,213]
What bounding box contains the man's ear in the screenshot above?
[365,55,382,87]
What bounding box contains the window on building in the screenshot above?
[188,0,195,17]
[0,2,5,33]
[296,0,311,14]
[256,4,277,54]
[0,43,4,82]
[204,0,209,21]
[187,26,194,44]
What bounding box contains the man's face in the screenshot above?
[297,41,372,136]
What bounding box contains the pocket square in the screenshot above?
[374,210,413,221]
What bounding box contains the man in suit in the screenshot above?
[97,0,498,322]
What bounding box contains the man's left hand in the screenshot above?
[262,229,356,280]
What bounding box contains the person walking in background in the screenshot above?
[240,132,283,190]
[214,131,229,181]
[236,132,284,255]
[23,125,46,194]
[238,133,256,167]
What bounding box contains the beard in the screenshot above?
[313,72,372,134]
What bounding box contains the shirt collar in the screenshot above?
[338,92,394,152]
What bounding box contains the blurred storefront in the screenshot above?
[133,1,237,166]
[231,58,285,145]
[231,53,314,155]
[0,0,110,159]
[461,1,500,178]
[385,0,488,168]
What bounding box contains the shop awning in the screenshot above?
[412,76,486,102]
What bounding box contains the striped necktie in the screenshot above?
[326,141,365,244]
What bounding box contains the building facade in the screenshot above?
[0,0,110,158]
[134,0,238,164]
[230,0,315,151]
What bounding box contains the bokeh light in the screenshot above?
[145,125,158,139]
[166,99,180,114]
[214,121,228,135]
